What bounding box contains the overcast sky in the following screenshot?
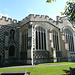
[0,0,70,21]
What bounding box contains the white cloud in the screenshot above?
[0,9,9,18]
[0,13,9,18]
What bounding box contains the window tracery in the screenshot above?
[64,29,74,52]
[35,26,46,50]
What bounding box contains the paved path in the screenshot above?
[0,63,75,69]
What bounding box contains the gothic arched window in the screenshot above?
[35,26,46,50]
[64,29,74,52]
[4,32,8,46]
[10,30,15,40]
[9,46,15,56]
[52,30,59,51]
[22,29,28,51]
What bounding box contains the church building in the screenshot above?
[0,14,75,65]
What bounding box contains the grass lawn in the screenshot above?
[38,62,74,65]
[0,62,75,75]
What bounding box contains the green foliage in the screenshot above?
[38,62,74,65]
[62,1,75,23]
[46,0,75,3]
[69,0,75,1]
[46,0,75,22]
[46,0,56,3]
[71,60,75,62]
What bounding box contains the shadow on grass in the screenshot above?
[0,64,29,68]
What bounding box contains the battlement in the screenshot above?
[56,16,68,23]
[0,16,18,23]
[20,14,62,26]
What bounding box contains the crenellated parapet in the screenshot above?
[20,14,62,26]
[0,16,18,24]
[56,16,69,24]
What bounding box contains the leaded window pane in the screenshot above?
[41,32,43,50]
[52,31,59,51]
[44,32,46,50]
[64,29,74,52]
[36,31,38,49]
[39,32,41,49]
[22,29,28,51]
[57,35,59,51]
[35,26,46,50]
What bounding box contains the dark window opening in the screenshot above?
[52,31,59,51]
[35,26,46,50]
[9,46,15,56]
[10,30,15,40]
[22,29,28,51]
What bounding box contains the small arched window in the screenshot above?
[10,30,15,40]
[4,32,8,46]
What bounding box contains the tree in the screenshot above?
[46,0,75,3]
[61,1,75,23]
[46,0,56,3]
[46,0,75,23]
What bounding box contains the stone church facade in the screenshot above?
[0,14,75,65]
